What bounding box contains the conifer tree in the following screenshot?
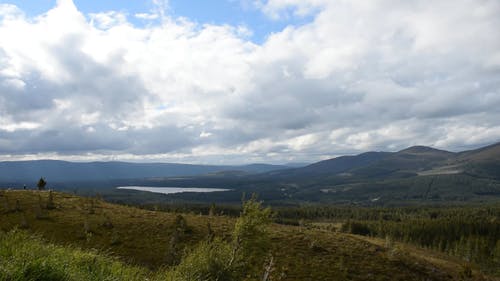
[37,177,47,191]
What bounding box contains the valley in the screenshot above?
[1,142,500,280]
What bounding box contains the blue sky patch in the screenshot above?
[5,0,315,43]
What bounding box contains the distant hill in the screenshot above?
[0,160,289,182]
[2,142,500,205]
[122,142,500,205]
[266,152,392,178]
[457,142,500,162]
[349,146,456,179]
[453,142,500,180]
[274,143,500,180]
[263,145,460,180]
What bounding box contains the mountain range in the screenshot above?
[121,141,500,205]
[0,160,289,182]
[1,142,499,205]
[269,142,500,180]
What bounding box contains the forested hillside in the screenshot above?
[1,190,497,280]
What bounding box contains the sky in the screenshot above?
[0,0,499,164]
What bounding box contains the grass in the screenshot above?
[0,229,153,281]
[1,190,498,280]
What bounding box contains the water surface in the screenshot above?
[116,186,229,194]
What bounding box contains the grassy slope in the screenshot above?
[0,230,153,281]
[0,190,496,281]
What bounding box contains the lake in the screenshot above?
[116,186,230,194]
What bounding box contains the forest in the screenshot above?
[136,202,500,275]
[277,205,500,275]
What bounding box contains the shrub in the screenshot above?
[166,238,236,281]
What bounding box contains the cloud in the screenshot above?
[90,11,128,29]
[135,13,159,20]
[0,0,499,163]
[254,0,326,19]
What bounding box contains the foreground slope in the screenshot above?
[0,230,151,281]
[0,190,496,280]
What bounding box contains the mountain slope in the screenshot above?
[457,142,500,162]
[149,142,500,205]
[0,190,495,281]
[455,142,500,179]
[266,151,392,178]
[349,146,456,178]
[260,145,458,182]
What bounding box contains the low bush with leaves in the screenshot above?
[168,195,272,281]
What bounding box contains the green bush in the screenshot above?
[166,238,236,281]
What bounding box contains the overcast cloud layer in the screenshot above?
[0,0,500,164]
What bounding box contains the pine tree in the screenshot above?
[37,177,47,191]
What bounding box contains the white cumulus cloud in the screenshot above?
[0,0,499,163]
